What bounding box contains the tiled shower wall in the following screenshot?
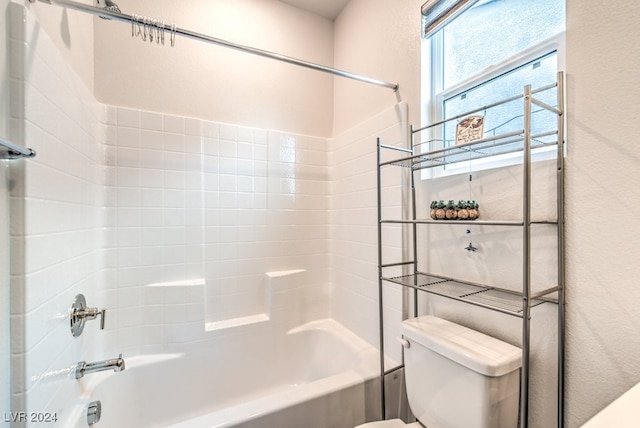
[9,3,105,418]
[103,107,331,356]
[9,4,331,421]
[9,1,407,422]
[329,103,408,366]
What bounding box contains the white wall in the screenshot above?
[25,0,334,136]
[333,0,640,427]
[93,0,335,137]
[333,0,423,135]
[565,0,640,424]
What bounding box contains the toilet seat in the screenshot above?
[354,419,422,428]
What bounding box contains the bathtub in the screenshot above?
[65,319,382,428]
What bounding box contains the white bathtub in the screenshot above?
[65,319,382,428]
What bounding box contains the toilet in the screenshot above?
[357,315,522,428]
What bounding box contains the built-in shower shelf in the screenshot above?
[382,272,555,317]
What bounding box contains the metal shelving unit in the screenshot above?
[376,73,565,427]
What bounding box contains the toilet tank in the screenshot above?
[401,316,521,428]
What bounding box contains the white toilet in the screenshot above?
[357,315,522,428]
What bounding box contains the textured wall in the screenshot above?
[333,0,423,135]
[333,0,640,426]
[565,0,640,425]
[93,0,334,137]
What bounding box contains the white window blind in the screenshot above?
[422,0,479,38]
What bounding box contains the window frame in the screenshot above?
[421,18,566,179]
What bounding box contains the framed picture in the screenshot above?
[455,115,484,145]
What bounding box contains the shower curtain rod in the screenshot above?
[30,0,400,92]
[0,137,36,159]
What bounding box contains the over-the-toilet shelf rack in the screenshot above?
[29,0,399,91]
[377,72,565,428]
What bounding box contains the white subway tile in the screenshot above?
[141,129,164,150]
[163,189,186,208]
[142,208,163,226]
[164,208,186,226]
[116,167,142,188]
[219,139,237,158]
[185,118,202,136]
[219,123,237,141]
[163,114,185,134]
[117,107,140,128]
[141,246,164,267]
[117,188,142,207]
[117,147,141,168]
[164,133,185,153]
[202,121,219,139]
[164,170,186,189]
[141,149,164,170]
[163,228,186,246]
[141,228,164,246]
[117,228,142,248]
[141,111,163,131]
[203,137,219,156]
[116,127,141,148]
[117,207,142,227]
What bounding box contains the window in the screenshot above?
[421,0,565,176]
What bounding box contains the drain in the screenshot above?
[87,401,102,425]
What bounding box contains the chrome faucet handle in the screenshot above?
[83,307,106,330]
[70,294,106,337]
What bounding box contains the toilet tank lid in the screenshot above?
[401,316,522,377]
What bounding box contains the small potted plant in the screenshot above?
[430,200,438,220]
[435,200,446,220]
[468,200,479,220]
[457,200,470,220]
[445,200,458,220]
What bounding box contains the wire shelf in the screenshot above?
[379,130,558,171]
[383,273,551,317]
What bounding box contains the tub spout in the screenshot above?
[76,354,125,379]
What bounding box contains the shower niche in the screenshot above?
[376,73,565,428]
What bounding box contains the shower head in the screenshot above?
[98,0,121,19]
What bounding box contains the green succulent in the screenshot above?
[435,200,446,219]
[468,200,479,219]
[457,200,470,220]
[445,200,458,219]
[430,201,438,219]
